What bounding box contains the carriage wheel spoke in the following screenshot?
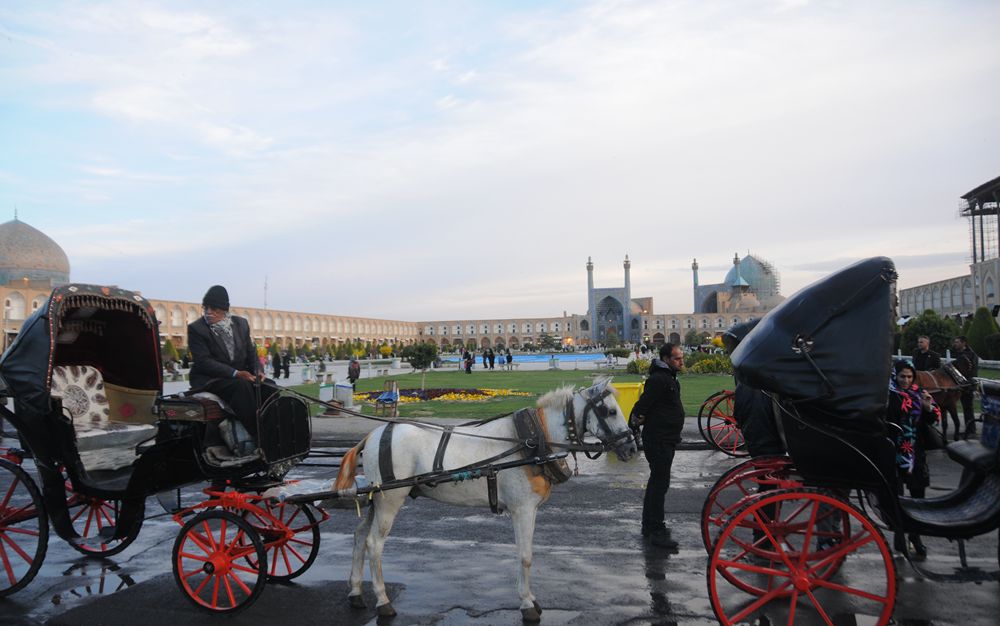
[1,542,18,585]
[797,501,821,567]
[178,551,209,563]
[187,530,214,554]
[0,477,19,510]
[786,589,799,626]
[804,588,837,626]
[228,570,253,596]
[805,532,874,575]
[717,558,789,578]
[729,583,793,624]
[0,525,39,537]
[1,530,33,563]
[811,576,891,603]
[222,572,237,608]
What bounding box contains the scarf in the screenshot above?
[209,313,236,361]
[887,377,940,474]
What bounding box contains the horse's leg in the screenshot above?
[366,489,409,616]
[348,505,374,608]
[510,503,543,622]
[947,397,962,442]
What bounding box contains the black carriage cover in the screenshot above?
[730,257,897,424]
[0,284,162,417]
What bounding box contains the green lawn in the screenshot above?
[292,369,733,419]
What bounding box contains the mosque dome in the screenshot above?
[0,218,71,286]
[724,254,780,300]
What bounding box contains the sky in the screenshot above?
[1,0,998,322]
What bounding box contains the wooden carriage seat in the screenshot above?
[51,365,157,471]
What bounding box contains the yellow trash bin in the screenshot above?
[612,381,644,424]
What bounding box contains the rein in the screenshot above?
[266,381,630,457]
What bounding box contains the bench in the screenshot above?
[51,365,157,471]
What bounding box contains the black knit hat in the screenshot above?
[202,285,230,311]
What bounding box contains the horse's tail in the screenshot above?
[334,434,368,491]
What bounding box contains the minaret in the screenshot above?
[623,254,633,342]
[692,258,700,312]
[586,257,595,345]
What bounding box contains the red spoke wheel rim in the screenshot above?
[66,482,140,557]
[706,392,748,457]
[701,456,799,553]
[241,501,320,582]
[707,488,896,626]
[0,458,48,597]
[698,390,731,442]
[173,510,267,614]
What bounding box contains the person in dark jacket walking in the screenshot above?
[281,350,291,379]
[952,336,979,437]
[631,343,685,549]
[912,336,941,372]
[271,350,281,379]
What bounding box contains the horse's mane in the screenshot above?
[536,386,575,410]
[535,380,618,411]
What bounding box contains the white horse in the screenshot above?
[333,378,638,622]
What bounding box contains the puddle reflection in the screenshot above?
[50,560,137,606]
[641,543,679,624]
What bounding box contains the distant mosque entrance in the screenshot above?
[595,296,624,343]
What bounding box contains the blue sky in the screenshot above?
[1,0,999,320]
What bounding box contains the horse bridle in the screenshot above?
[563,387,635,460]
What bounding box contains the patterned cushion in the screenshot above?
[51,365,109,433]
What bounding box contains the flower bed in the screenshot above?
[354,388,532,404]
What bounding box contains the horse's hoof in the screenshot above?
[348,594,366,609]
[521,607,541,623]
[376,603,397,617]
[533,600,543,615]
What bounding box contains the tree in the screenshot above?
[401,342,438,390]
[899,309,960,356]
[538,332,558,351]
[604,329,620,349]
[161,338,180,364]
[966,306,1000,358]
[684,329,706,347]
[379,343,393,357]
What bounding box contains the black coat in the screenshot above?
[633,359,685,441]
[912,349,941,372]
[187,316,257,389]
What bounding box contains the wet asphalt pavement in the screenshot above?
[1,420,998,625]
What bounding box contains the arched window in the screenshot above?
[580,319,589,331]
[932,287,940,310]
[986,276,995,300]
[963,280,972,306]
[171,307,183,327]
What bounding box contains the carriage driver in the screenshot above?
[188,285,277,444]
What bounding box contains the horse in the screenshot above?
[332,378,638,622]
[916,365,967,442]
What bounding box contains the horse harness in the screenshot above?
[375,388,632,514]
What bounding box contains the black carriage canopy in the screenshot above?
[0,284,162,417]
[730,257,897,425]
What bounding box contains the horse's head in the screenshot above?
[574,378,638,462]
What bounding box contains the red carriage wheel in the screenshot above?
[700,456,799,552]
[697,390,730,442]
[241,501,320,582]
[704,392,748,457]
[0,458,48,597]
[173,509,267,614]
[707,488,896,626]
[66,487,141,557]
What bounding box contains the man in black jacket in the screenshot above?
[912,336,941,372]
[188,285,274,439]
[632,343,685,549]
[952,335,979,438]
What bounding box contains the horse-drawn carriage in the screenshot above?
[701,257,1000,624]
[0,284,321,613]
[0,283,636,619]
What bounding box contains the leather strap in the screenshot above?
[379,422,396,483]
[432,426,453,472]
[487,468,500,514]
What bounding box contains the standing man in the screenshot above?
[631,343,685,549]
[348,356,361,390]
[188,285,275,439]
[281,350,291,379]
[952,336,979,438]
[912,336,941,371]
